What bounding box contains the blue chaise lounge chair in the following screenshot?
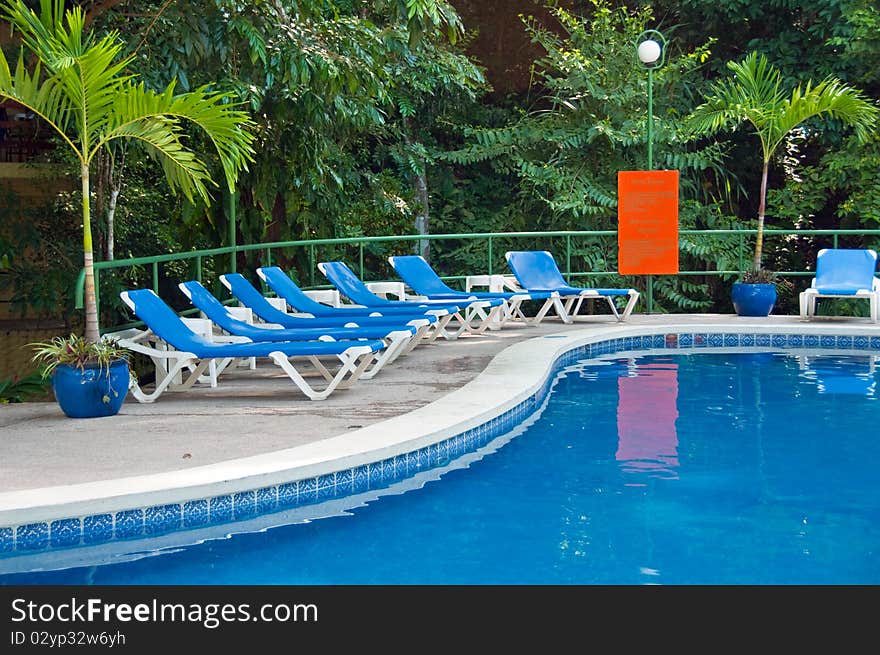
[219,272,435,357]
[387,254,557,327]
[257,265,457,343]
[318,260,506,339]
[799,248,879,323]
[504,250,640,323]
[178,280,422,376]
[118,289,385,401]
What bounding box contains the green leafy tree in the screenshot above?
[89,0,472,265]
[687,51,878,271]
[445,1,723,222]
[443,1,736,311]
[0,0,255,341]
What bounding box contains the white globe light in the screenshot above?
[637,39,662,65]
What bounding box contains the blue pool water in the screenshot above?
[2,350,879,584]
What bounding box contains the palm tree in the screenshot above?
[0,0,255,341]
[687,51,878,272]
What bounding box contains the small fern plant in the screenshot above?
[30,334,131,378]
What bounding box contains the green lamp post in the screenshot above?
[635,29,667,313]
[636,30,667,170]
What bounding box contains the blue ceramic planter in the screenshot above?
[731,282,777,317]
[51,359,130,419]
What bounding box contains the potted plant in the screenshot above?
[0,0,254,415]
[30,334,132,418]
[687,51,878,316]
[730,268,784,317]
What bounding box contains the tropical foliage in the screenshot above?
[1,0,879,329]
[0,0,255,340]
[0,371,48,403]
[686,50,878,271]
[86,0,481,273]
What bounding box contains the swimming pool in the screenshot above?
[3,348,878,584]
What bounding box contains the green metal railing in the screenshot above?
[75,228,880,329]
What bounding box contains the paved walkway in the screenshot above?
[1,312,875,495]
[0,319,570,492]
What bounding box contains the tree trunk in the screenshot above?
[106,187,119,261]
[753,160,769,271]
[403,119,430,261]
[81,162,100,342]
[105,147,125,261]
[94,149,107,258]
[413,167,430,261]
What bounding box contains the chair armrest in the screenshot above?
[265,297,289,313]
[366,281,407,301]
[502,276,526,292]
[303,289,341,307]
[226,306,254,323]
[113,337,196,361]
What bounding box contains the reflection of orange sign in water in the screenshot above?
[617,363,679,482]
[618,170,679,274]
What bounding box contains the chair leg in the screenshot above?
[499,297,535,327]
[604,296,621,321]
[440,301,503,338]
[129,357,212,403]
[527,297,560,325]
[362,331,413,379]
[398,322,432,356]
[269,345,376,400]
[422,313,454,343]
[619,290,640,321]
[553,296,574,324]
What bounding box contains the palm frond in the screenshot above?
[768,77,879,152]
[102,116,214,203]
[101,82,255,194]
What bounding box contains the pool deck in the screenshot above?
[1,312,878,528]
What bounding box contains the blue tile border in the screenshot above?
[16,523,48,551]
[144,504,181,536]
[114,510,143,540]
[0,527,13,553]
[4,327,880,558]
[183,500,208,529]
[257,486,278,514]
[278,482,298,509]
[82,514,113,545]
[209,495,233,524]
[50,519,81,548]
[233,491,256,520]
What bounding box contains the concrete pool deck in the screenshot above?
[1,312,879,532]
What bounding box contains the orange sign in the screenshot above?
[617,170,679,274]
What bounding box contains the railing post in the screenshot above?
[833,233,838,249]
[488,237,493,275]
[74,268,86,309]
[309,245,316,287]
[738,234,744,272]
[646,275,654,314]
[565,234,571,283]
[359,242,365,280]
[152,261,159,294]
[196,256,202,282]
